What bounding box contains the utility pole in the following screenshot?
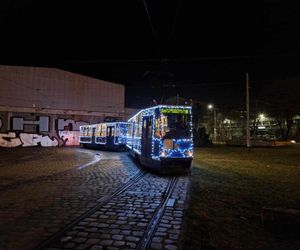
[246,72,251,149]
[213,108,217,142]
[208,104,217,142]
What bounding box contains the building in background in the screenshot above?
[0,65,125,147]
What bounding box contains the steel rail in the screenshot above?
[137,176,178,250]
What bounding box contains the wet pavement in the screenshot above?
[0,147,190,250]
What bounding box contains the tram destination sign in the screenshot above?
[160,108,189,114]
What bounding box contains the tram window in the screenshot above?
[158,113,191,139]
[95,125,101,137]
[108,127,115,137]
[111,127,115,136]
[100,124,107,137]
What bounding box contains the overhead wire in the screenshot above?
[165,0,181,58]
[142,0,162,57]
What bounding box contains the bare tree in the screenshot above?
[258,80,300,140]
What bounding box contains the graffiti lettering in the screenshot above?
[0,117,89,148]
[19,133,58,147]
[58,131,80,146]
[12,116,49,132]
[0,132,22,147]
[57,119,88,131]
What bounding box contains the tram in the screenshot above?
[79,122,131,151]
[126,105,193,169]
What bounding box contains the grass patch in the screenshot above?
[182,145,300,250]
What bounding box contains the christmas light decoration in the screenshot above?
[127,105,193,167]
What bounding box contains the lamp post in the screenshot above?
[208,104,217,142]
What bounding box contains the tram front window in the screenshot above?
[158,113,191,139]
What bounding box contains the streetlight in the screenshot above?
[259,113,265,120]
[208,104,217,142]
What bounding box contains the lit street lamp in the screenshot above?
[208,104,217,142]
[259,113,265,120]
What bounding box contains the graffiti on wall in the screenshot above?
[57,119,87,131]
[20,133,58,147]
[0,132,58,147]
[12,116,49,132]
[57,118,88,146]
[0,117,89,147]
[0,132,22,147]
[58,131,80,146]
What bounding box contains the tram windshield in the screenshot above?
[156,111,191,139]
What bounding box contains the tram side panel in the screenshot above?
[79,125,94,147]
[127,105,193,170]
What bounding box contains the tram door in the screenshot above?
[92,127,96,144]
[141,116,153,159]
[107,126,115,146]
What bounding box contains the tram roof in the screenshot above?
[79,121,130,129]
[128,105,192,122]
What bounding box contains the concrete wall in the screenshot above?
[0,65,125,147]
[0,65,124,114]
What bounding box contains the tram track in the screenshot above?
[37,171,181,250]
[138,176,178,250]
[36,170,146,250]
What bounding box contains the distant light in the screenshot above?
[291,140,296,144]
[223,118,231,124]
[258,126,265,129]
[208,104,213,109]
[259,114,265,119]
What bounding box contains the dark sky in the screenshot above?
[1,0,300,108]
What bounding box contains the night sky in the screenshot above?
[1,1,300,108]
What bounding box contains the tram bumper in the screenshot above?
[161,157,192,169]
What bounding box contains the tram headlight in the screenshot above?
[160,149,169,158]
[184,150,193,157]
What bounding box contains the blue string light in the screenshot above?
[127,105,193,162]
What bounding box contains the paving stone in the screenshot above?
[132,231,143,237]
[100,239,113,246]
[112,234,124,240]
[60,236,73,242]
[76,243,90,249]
[77,232,89,237]
[98,223,109,228]
[64,242,77,248]
[150,242,163,249]
[157,227,167,232]
[88,233,102,238]
[125,236,139,242]
[113,240,126,246]
[86,238,100,244]
[152,236,163,243]
[90,245,103,250]
[107,247,119,250]
[126,242,137,248]
[73,237,87,243]
[99,234,111,239]
[110,229,121,234]
[160,223,172,228]
[120,230,131,235]
[165,239,175,244]
[116,220,127,224]
[85,227,98,232]
[165,244,178,250]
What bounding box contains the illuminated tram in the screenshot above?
[79,122,131,151]
[126,105,193,169]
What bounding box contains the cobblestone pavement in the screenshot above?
[0,147,190,250]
